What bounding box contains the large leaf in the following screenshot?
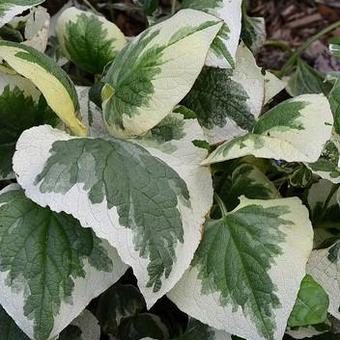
[0,70,56,179]
[0,185,127,340]
[0,0,45,28]
[101,9,223,138]
[0,41,87,136]
[288,275,329,327]
[203,94,333,165]
[168,197,313,340]
[13,125,213,308]
[182,44,264,144]
[57,7,126,75]
[307,242,340,320]
[182,0,242,69]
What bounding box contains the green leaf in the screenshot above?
[0,305,30,340]
[0,74,56,179]
[330,42,340,59]
[328,78,340,135]
[203,94,333,165]
[241,13,266,53]
[13,125,213,307]
[289,165,313,188]
[57,7,126,75]
[95,284,146,335]
[0,185,127,340]
[308,137,340,184]
[0,40,87,136]
[168,197,313,340]
[288,275,329,327]
[117,313,169,340]
[182,0,242,69]
[218,163,279,211]
[182,44,264,144]
[102,9,222,138]
[307,242,340,321]
[0,0,45,28]
[287,60,333,97]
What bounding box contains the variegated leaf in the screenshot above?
[13,125,213,308]
[308,136,340,184]
[202,94,333,165]
[102,9,223,138]
[57,7,127,75]
[307,243,340,320]
[0,69,56,180]
[0,0,45,28]
[182,44,264,144]
[182,0,242,69]
[241,14,266,54]
[0,41,87,136]
[264,71,285,105]
[0,184,128,340]
[168,197,313,340]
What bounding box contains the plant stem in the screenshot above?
[264,40,293,54]
[171,0,177,15]
[214,193,228,216]
[82,0,100,15]
[278,20,340,78]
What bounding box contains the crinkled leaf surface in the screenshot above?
[13,125,213,308]
[182,0,242,69]
[57,7,126,75]
[0,0,45,28]
[182,44,264,144]
[0,41,87,136]
[288,275,329,327]
[0,185,127,340]
[102,9,222,138]
[168,197,313,340]
[203,94,333,165]
[307,242,340,320]
[0,71,56,179]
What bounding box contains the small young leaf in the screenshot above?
[182,0,242,69]
[168,197,313,340]
[13,125,213,308]
[241,14,266,53]
[0,185,127,340]
[117,313,169,340]
[182,44,264,144]
[218,163,280,211]
[102,9,223,138]
[57,7,126,75]
[95,284,146,335]
[287,60,332,97]
[0,41,87,136]
[203,94,333,165]
[308,137,340,184]
[288,275,329,327]
[0,0,45,28]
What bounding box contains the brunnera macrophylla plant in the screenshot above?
[0,0,339,340]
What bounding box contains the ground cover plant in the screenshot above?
[0,0,340,339]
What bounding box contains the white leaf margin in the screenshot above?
[168,197,314,340]
[13,125,214,308]
[0,184,128,340]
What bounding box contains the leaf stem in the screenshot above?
[278,20,340,78]
[82,0,100,15]
[214,193,228,216]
